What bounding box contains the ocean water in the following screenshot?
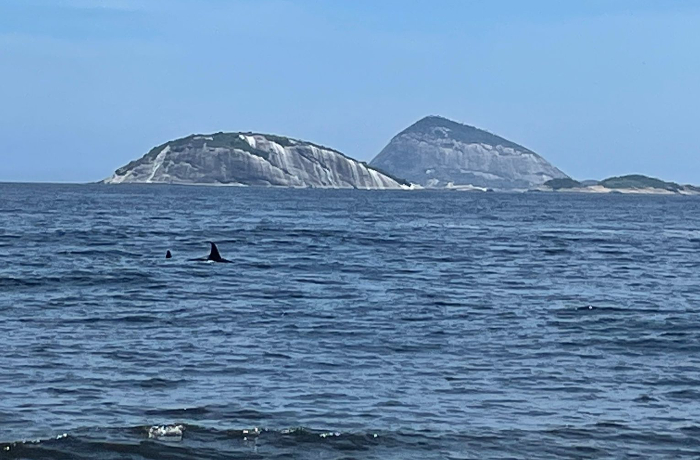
[2,183,700,459]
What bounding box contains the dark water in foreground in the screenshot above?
[2,183,700,459]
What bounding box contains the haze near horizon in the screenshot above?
[1,0,699,183]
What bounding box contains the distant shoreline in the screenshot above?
[533,187,700,196]
[3,181,700,196]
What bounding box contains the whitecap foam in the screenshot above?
[148,425,184,441]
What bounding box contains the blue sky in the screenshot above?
[1,0,699,183]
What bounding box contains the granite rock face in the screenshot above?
[370,116,568,189]
[103,133,408,189]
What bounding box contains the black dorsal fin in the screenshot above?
[208,242,223,262]
[166,250,172,259]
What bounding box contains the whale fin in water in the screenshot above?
[187,242,233,263]
[206,242,233,263]
[166,250,172,259]
[194,242,233,264]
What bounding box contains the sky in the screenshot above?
[1,0,699,183]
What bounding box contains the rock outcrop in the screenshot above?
[370,116,568,189]
[103,132,408,189]
[543,175,700,195]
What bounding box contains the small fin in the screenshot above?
[166,250,172,259]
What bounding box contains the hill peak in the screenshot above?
[370,115,568,189]
[398,116,532,154]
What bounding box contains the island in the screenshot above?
[103,132,411,189]
[542,175,700,195]
[370,116,569,190]
[102,121,698,195]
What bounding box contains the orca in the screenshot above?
[190,242,233,263]
[166,250,172,259]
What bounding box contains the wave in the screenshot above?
[0,425,394,460]
[4,423,700,460]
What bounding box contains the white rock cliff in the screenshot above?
[103,133,408,189]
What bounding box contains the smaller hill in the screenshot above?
[543,178,582,190]
[599,175,682,192]
[543,174,699,195]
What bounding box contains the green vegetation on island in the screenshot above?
[543,178,582,190]
[598,175,682,192]
[544,174,698,195]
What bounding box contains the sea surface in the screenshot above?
[2,183,700,459]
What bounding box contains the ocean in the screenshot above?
[1,183,700,459]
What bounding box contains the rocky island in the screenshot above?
[102,121,698,195]
[103,132,409,189]
[370,116,569,190]
[542,175,700,195]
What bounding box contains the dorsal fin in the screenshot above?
[208,242,223,262]
[166,250,172,259]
